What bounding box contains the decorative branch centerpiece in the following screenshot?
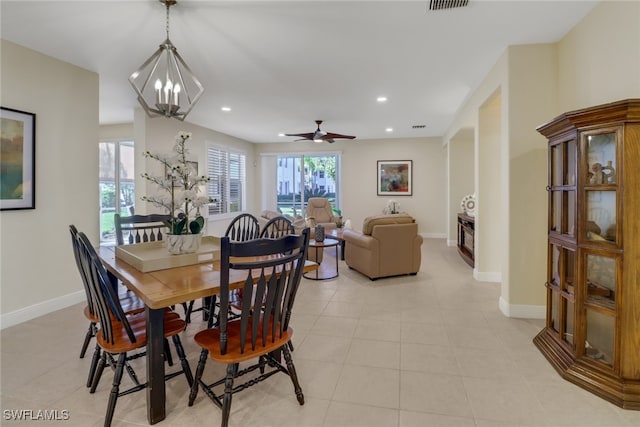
[141,131,213,254]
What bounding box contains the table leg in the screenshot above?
[340,240,346,260]
[146,306,166,424]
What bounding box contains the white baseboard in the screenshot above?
[473,270,501,282]
[499,296,545,319]
[0,290,85,329]
[447,239,457,247]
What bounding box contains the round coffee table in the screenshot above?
[304,237,340,280]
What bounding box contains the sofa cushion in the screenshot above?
[362,214,414,235]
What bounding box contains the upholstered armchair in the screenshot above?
[343,214,422,280]
[305,198,339,230]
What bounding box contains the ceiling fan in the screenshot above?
[285,120,356,143]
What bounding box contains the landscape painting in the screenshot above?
[1,107,35,210]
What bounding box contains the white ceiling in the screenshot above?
[1,0,598,143]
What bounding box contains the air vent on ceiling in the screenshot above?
[412,125,426,129]
[428,0,469,11]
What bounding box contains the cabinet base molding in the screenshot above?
[534,329,640,410]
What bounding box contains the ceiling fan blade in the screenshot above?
[285,132,314,139]
[324,132,356,140]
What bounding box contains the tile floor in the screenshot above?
[2,239,639,426]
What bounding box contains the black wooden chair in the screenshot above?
[75,230,193,427]
[114,213,171,245]
[70,225,147,387]
[188,229,310,427]
[114,214,198,322]
[224,213,260,242]
[71,225,179,388]
[259,215,294,239]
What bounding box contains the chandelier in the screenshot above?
[129,0,204,121]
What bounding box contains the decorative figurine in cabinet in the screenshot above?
[534,99,640,410]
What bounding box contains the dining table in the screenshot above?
[97,245,317,425]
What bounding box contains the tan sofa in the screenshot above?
[343,214,422,280]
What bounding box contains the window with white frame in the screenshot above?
[207,145,246,215]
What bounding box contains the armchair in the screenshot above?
[343,214,422,280]
[305,198,339,230]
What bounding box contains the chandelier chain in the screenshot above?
[165,2,171,39]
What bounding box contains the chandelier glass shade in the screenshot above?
[129,0,203,121]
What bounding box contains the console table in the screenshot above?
[457,213,474,267]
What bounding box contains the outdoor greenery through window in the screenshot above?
[207,146,246,215]
[99,140,135,244]
[277,154,340,216]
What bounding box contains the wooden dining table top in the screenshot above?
[98,246,318,309]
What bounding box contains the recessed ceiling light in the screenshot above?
[385,127,393,132]
[376,96,387,103]
[221,106,231,112]
[278,133,285,137]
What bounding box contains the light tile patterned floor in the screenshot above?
[2,239,639,426]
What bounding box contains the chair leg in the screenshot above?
[87,344,101,387]
[282,344,304,405]
[105,353,126,427]
[164,338,174,366]
[188,349,209,406]
[124,360,140,386]
[221,363,236,427]
[90,352,107,393]
[172,335,193,387]
[80,322,96,358]
[184,300,195,324]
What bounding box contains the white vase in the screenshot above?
[166,233,202,255]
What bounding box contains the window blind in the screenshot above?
[207,146,246,215]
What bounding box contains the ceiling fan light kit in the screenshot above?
[285,120,356,144]
[129,0,204,121]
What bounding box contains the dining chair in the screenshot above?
[114,213,197,323]
[224,213,261,242]
[188,229,310,427]
[75,231,193,427]
[259,215,294,239]
[114,213,171,245]
[70,225,148,387]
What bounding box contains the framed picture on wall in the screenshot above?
[1,107,36,210]
[377,160,412,196]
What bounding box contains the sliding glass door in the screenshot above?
[276,154,339,216]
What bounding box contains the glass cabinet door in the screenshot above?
[586,132,616,185]
[547,243,576,348]
[583,130,618,243]
[549,138,577,238]
[582,251,617,367]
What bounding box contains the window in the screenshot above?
[207,146,246,215]
[99,140,135,244]
[276,154,339,217]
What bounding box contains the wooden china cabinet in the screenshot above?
[534,99,640,409]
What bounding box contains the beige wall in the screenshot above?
[254,137,447,237]
[0,40,99,323]
[445,0,640,318]
[557,1,640,114]
[447,128,474,244]
[476,92,503,282]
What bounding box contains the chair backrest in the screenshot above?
[70,224,97,317]
[259,216,294,239]
[75,231,137,345]
[224,213,260,242]
[305,198,333,223]
[114,213,171,246]
[217,228,310,355]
